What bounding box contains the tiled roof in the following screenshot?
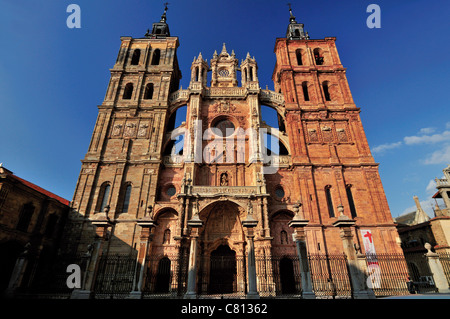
[8,174,70,206]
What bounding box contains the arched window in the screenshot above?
[123,83,133,99]
[346,185,357,218]
[97,183,111,213]
[322,81,331,101]
[130,49,141,65]
[17,203,35,232]
[263,133,289,156]
[144,83,154,99]
[249,67,254,81]
[325,185,335,218]
[151,49,161,65]
[122,184,132,213]
[314,48,324,65]
[296,49,303,66]
[302,81,310,101]
[195,66,199,82]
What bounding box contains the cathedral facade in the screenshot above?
[64,7,405,298]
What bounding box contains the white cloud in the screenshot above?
[418,127,436,135]
[400,198,435,218]
[425,179,437,194]
[371,141,402,154]
[423,144,450,165]
[404,130,450,145]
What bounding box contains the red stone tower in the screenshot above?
[271,8,402,255]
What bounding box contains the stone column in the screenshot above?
[424,243,450,293]
[128,215,156,299]
[184,209,204,299]
[242,198,260,299]
[332,205,375,299]
[71,218,111,299]
[288,202,315,299]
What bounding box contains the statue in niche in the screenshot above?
[112,124,123,136]
[220,172,229,186]
[138,124,148,137]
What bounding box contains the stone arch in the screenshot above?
[166,104,187,132]
[153,207,178,221]
[261,130,290,156]
[269,210,296,256]
[199,200,246,254]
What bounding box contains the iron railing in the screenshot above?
[11,250,436,299]
[438,252,450,286]
[363,253,410,297]
[92,253,137,299]
[308,253,352,299]
[142,254,187,298]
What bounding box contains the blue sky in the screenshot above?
[1,1,449,218]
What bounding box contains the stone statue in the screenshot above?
[220,173,229,186]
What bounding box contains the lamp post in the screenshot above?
[288,201,315,299]
[242,197,259,299]
[184,197,204,299]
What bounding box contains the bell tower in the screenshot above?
[271,6,403,255]
[69,4,181,253]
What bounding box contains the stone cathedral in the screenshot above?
[63,6,405,298]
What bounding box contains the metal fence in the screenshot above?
[308,253,352,299]
[11,250,440,299]
[438,252,450,286]
[142,254,187,298]
[363,253,410,297]
[92,253,137,299]
[257,255,302,298]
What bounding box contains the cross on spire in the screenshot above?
[287,2,297,23]
[160,2,169,22]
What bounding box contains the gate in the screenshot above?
[93,253,137,299]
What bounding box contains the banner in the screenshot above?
[360,229,381,289]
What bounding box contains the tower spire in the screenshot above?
[146,2,171,38]
[285,3,309,40]
[288,3,297,23]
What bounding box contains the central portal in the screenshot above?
[209,245,237,294]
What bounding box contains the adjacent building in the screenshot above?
[0,164,70,294]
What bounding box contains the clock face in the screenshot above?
[218,69,230,77]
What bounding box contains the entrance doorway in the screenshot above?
[280,257,296,294]
[155,257,171,293]
[209,245,236,294]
